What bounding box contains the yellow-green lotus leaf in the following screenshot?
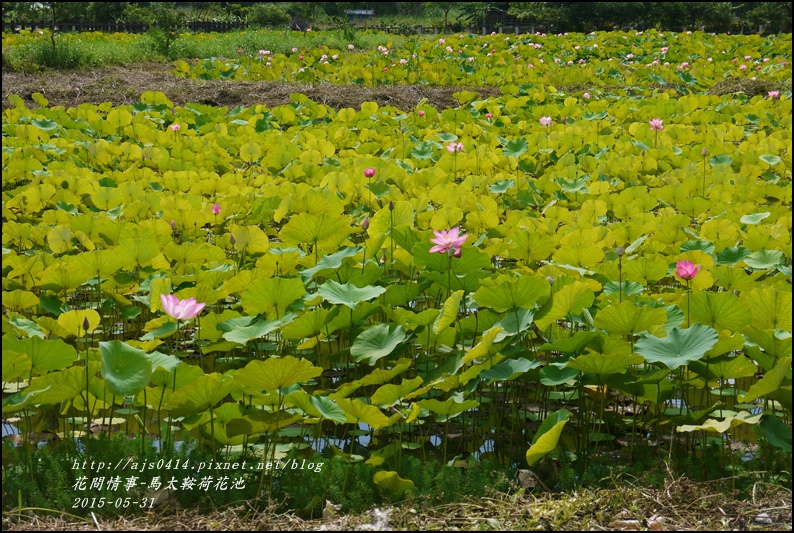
[241,276,306,318]
[373,471,415,495]
[677,411,763,434]
[280,212,351,251]
[684,291,752,333]
[535,281,595,330]
[474,274,550,312]
[335,397,391,429]
[57,309,101,337]
[47,225,72,254]
[741,288,792,332]
[3,290,40,311]
[434,290,463,334]
[594,301,667,336]
[234,355,321,393]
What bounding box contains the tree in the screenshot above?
[422,2,455,31]
[743,2,792,33]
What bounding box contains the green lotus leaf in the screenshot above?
[493,308,535,342]
[759,154,782,166]
[222,313,296,345]
[717,247,752,265]
[539,331,601,355]
[709,154,733,167]
[32,118,58,131]
[351,324,407,365]
[526,409,572,466]
[241,276,306,318]
[299,246,363,282]
[602,281,644,297]
[740,212,771,225]
[489,180,515,194]
[100,340,152,397]
[593,301,667,335]
[481,358,541,383]
[234,356,322,393]
[318,279,386,309]
[744,250,785,270]
[310,395,348,424]
[373,470,415,495]
[147,351,180,374]
[759,414,792,453]
[635,325,719,370]
[502,138,528,158]
[2,334,78,376]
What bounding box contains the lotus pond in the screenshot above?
[1,29,792,515]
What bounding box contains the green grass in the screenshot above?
[1,28,405,72]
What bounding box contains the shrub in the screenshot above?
[247,3,290,28]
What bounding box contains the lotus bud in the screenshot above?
[615,246,625,257]
[170,220,176,230]
[641,150,646,156]
[229,234,236,245]
[389,201,394,211]
[701,147,708,156]
[82,317,90,331]
[362,217,370,231]
[546,276,555,285]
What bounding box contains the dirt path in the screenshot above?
[2,62,502,112]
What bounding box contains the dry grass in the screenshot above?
[3,473,791,531]
[1,62,502,112]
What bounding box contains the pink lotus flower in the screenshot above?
[768,91,780,99]
[649,118,664,131]
[583,92,590,99]
[348,44,355,50]
[292,48,298,53]
[539,116,552,127]
[675,260,701,280]
[485,113,492,119]
[446,141,464,153]
[170,124,181,132]
[430,227,467,257]
[237,49,242,54]
[160,294,206,320]
[418,110,425,116]
[364,168,376,178]
[212,203,221,215]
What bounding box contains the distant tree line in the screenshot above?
[2,2,790,34]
